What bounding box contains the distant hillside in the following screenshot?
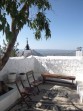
[17,49,76,57]
[35,49,76,56]
[17,49,42,57]
[31,50,42,56]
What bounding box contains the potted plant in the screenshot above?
[19,73,26,81]
[8,73,16,82]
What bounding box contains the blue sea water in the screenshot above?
[35,49,76,56]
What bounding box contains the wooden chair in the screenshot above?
[26,70,42,94]
[20,78,35,95]
[15,79,34,107]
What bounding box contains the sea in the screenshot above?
[35,49,76,56]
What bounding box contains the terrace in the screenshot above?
[0,55,83,111]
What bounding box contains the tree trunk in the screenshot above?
[0,34,17,70]
[0,21,18,71]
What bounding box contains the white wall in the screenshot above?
[35,56,83,81]
[0,56,83,82]
[0,56,35,80]
[1,55,83,111]
[0,87,19,111]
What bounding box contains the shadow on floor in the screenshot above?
[7,82,83,111]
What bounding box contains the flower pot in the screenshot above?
[19,73,26,81]
[8,73,16,82]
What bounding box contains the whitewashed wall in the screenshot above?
[34,56,83,81]
[0,56,83,81]
[0,56,35,80]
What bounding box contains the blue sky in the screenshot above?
[1,0,83,50]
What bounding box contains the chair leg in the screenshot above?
[28,96,32,100]
[36,86,40,94]
[23,99,32,108]
[20,96,32,108]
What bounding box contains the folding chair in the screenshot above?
[20,78,35,95]
[26,70,42,94]
[15,79,33,107]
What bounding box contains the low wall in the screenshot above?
[0,56,35,80]
[0,87,19,111]
[34,56,83,81]
[0,56,83,81]
[1,55,83,110]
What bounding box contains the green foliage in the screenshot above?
[10,43,19,57]
[0,0,51,70]
[1,40,19,57]
[30,12,51,39]
[0,0,51,41]
[5,23,13,42]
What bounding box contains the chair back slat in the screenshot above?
[20,79,25,88]
[26,70,36,87]
[15,80,32,107]
[26,70,41,94]
[26,71,35,79]
[15,80,24,97]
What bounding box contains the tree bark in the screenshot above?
[0,35,17,70]
[0,18,18,70]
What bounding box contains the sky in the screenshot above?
[1,0,83,50]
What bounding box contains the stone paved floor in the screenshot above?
[8,82,83,111]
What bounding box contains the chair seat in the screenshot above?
[25,87,34,94]
[22,87,34,94]
[31,80,42,86]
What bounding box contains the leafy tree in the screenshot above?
[10,42,19,57]
[0,40,19,57]
[0,45,3,57]
[0,0,51,70]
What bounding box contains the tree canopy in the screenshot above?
[0,0,51,70]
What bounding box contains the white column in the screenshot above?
[76,51,82,56]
